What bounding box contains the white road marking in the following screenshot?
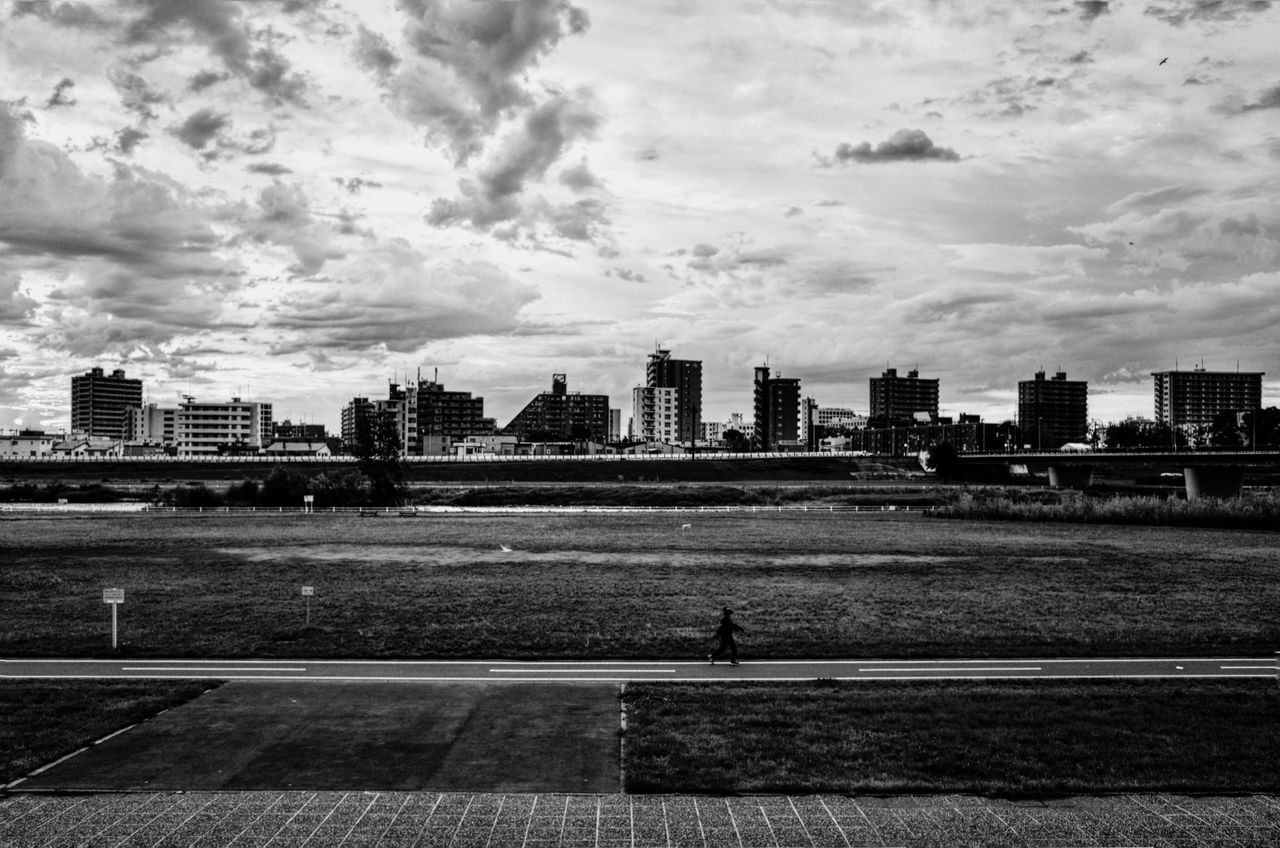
[120,666,307,672]
[490,668,675,674]
[861,667,1041,673]
[1220,665,1276,670]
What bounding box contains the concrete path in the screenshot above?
[3,656,1277,682]
[5,790,1280,847]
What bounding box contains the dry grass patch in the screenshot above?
[624,680,1280,795]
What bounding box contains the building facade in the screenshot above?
[174,398,273,456]
[71,367,143,439]
[869,368,939,424]
[631,385,679,443]
[415,378,495,444]
[504,374,610,443]
[1017,371,1088,450]
[1152,366,1264,428]
[645,348,702,445]
[340,397,374,452]
[752,365,802,450]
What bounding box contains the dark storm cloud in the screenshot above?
[115,126,148,154]
[188,69,229,92]
[45,78,76,108]
[428,94,600,232]
[1145,0,1272,25]
[1076,1,1110,20]
[353,25,400,80]
[120,0,309,106]
[107,69,166,120]
[172,108,230,149]
[383,0,590,164]
[819,129,961,165]
[10,0,109,28]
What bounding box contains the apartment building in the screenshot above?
[1017,370,1088,450]
[71,367,142,439]
[1153,366,1264,428]
[174,398,273,456]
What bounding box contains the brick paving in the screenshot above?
[4,791,1280,847]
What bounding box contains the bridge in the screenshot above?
[956,449,1280,498]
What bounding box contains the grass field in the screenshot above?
[3,511,1278,658]
[0,680,219,785]
[623,680,1280,794]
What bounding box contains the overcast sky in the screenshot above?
[2,0,1278,432]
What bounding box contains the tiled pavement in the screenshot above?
[4,791,1280,847]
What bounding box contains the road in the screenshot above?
[3,656,1276,682]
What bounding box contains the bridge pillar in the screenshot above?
[1047,464,1093,489]
[1183,466,1245,500]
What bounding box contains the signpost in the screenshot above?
[102,588,124,651]
[302,585,314,627]
[303,494,314,514]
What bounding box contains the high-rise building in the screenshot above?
[1152,366,1264,428]
[505,374,610,443]
[608,408,622,443]
[341,397,374,452]
[122,403,176,445]
[71,367,143,439]
[752,365,802,450]
[645,348,702,445]
[869,367,939,424]
[632,385,678,443]
[174,397,272,456]
[1017,371,1088,450]
[415,377,495,445]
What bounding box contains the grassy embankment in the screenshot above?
[932,487,1280,530]
[623,679,1280,794]
[0,680,220,785]
[3,512,1277,658]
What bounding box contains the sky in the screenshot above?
[2,0,1279,433]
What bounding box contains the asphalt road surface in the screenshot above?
[3,656,1277,682]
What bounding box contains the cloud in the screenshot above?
[45,77,76,108]
[268,243,540,353]
[107,68,166,121]
[247,161,293,176]
[428,93,601,233]
[0,271,38,322]
[1240,83,1280,112]
[11,0,109,28]
[381,0,590,164]
[353,25,399,80]
[558,159,600,192]
[114,126,148,154]
[0,104,239,355]
[188,69,228,92]
[120,0,309,106]
[820,129,961,165]
[1145,0,1273,26]
[333,176,382,194]
[172,108,230,149]
[1076,1,1110,20]
[242,181,345,274]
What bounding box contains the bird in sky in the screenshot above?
[1159,57,1168,65]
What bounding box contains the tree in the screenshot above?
[1240,407,1280,449]
[723,428,749,453]
[355,410,405,505]
[925,441,961,480]
[1207,410,1243,448]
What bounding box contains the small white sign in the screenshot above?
[301,586,314,597]
[103,588,124,604]
[303,495,314,504]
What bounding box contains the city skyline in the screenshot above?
[3,1,1279,432]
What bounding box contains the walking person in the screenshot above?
[708,607,744,666]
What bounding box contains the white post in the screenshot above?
[111,603,118,651]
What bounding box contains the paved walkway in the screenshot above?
[5,790,1280,847]
[4,656,1277,682]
